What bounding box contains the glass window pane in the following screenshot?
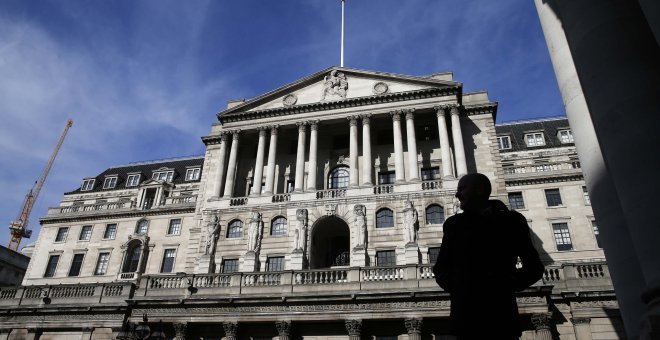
[55,227,68,242]
[376,250,396,266]
[95,253,110,275]
[44,255,60,277]
[271,217,287,236]
[104,224,117,239]
[79,225,92,241]
[222,259,239,273]
[266,256,284,271]
[161,249,176,273]
[425,205,445,224]
[428,247,441,264]
[545,189,562,207]
[376,209,394,228]
[168,219,182,235]
[552,223,573,251]
[227,220,243,238]
[68,254,85,277]
[136,220,149,234]
[508,192,525,210]
[329,166,350,189]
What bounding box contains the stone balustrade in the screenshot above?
[502,161,583,178]
[0,282,134,307]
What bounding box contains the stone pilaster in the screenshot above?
[223,130,241,197]
[435,105,454,179]
[570,317,592,340]
[275,321,292,340]
[348,116,360,187]
[449,105,467,177]
[532,312,553,340]
[213,132,229,197]
[81,327,94,340]
[307,121,319,191]
[361,114,373,186]
[405,318,423,340]
[173,322,187,340]
[222,322,238,340]
[404,109,420,181]
[390,111,406,183]
[264,125,279,195]
[294,122,307,192]
[250,127,268,196]
[344,319,362,340]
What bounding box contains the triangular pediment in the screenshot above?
[218,66,460,117]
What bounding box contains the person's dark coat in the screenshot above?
[433,200,544,339]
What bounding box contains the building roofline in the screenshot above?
[497,115,567,126]
[112,155,205,169]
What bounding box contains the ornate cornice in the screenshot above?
[464,103,498,117]
[40,206,195,225]
[219,87,460,123]
[505,173,584,187]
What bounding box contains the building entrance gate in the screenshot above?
[310,216,350,269]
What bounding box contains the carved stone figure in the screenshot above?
[247,211,263,252]
[322,70,348,100]
[205,215,221,255]
[354,205,367,247]
[403,200,418,245]
[452,197,462,215]
[294,209,308,251]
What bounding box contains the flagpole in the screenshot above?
[340,0,345,67]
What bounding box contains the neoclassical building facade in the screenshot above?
[0,68,623,339]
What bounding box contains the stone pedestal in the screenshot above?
[241,251,259,272]
[195,254,214,274]
[352,246,368,267]
[570,318,592,340]
[290,250,304,270]
[405,243,420,265]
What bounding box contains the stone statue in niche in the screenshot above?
[294,209,308,251]
[354,204,367,247]
[247,211,263,252]
[321,70,348,101]
[403,200,418,245]
[205,214,221,255]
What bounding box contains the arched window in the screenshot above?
[227,220,243,238]
[376,208,394,228]
[124,243,143,272]
[135,219,149,234]
[426,204,445,224]
[328,166,350,189]
[271,216,287,236]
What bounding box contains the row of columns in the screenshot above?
[212,105,468,198]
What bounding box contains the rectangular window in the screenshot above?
[558,129,574,143]
[525,132,545,147]
[94,252,110,275]
[552,223,573,251]
[266,256,284,272]
[185,168,201,181]
[103,223,117,239]
[508,192,525,210]
[428,247,441,264]
[152,171,174,183]
[44,255,60,277]
[421,167,440,181]
[286,180,294,193]
[68,253,85,277]
[376,250,396,267]
[545,188,563,207]
[592,220,601,248]
[160,249,176,273]
[126,174,141,187]
[378,171,395,185]
[79,225,92,241]
[583,186,591,205]
[55,227,69,242]
[81,179,95,191]
[103,177,118,189]
[222,259,239,273]
[497,136,511,150]
[168,219,182,235]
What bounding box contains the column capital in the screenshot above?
[82,327,94,333]
[360,114,372,124]
[404,109,415,120]
[347,115,359,126]
[344,319,362,336]
[231,130,241,140]
[389,110,402,121]
[220,132,230,142]
[275,321,292,336]
[222,321,238,337]
[270,124,279,134]
[173,322,188,338]
[309,120,320,130]
[449,105,460,116]
[532,312,553,331]
[570,317,591,325]
[404,318,422,334]
[296,121,308,131]
[257,126,268,136]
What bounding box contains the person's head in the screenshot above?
[455,173,492,212]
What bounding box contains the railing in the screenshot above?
[373,185,394,194]
[230,197,248,206]
[118,272,140,281]
[272,194,291,203]
[316,189,346,199]
[543,267,562,282]
[419,265,435,279]
[167,196,197,205]
[243,273,281,286]
[421,180,442,190]
[576,264,605,278]
[50,285,95,298]
[361,267,405,281]
[295,269,348,284]
[60,201,131,214]
[503,161,583,176]
[0,283,133,307]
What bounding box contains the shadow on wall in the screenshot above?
[460,117,481,174]
[529,228,554,264]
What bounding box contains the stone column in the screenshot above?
[404,109,420,181]
[390,111,406,183]
[0,329,11,340]
[264,125,279,195]
[222,322,238,340]
[294,122,307,192]
[275,321,291,340]
[212,133,229,197]
[405,318,423,340]
[81,327,94,340]
[361,114,373,186]
[449,105,467,177]
[344,319,362,340]
[25,328,41,340]
[250,127,268,196]
[173,322,187,340]
[307,121,319,191]
[532,313,553,340]
[348,116,360,187]
[435,106,454,178]
[223,131,241,198]
[571,318,593,340]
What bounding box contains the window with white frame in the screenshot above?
[81,179,95,191]
[160,249,176,273]
[227,220,243,238]
[79,225,92,241]
[270,217,287,236]
[135,219,149,234]
[102,176,118,189]
[152,171,174,182]
[552,222,573,251]
[55,227,69,242]
[497,136,511,150]
[103,223,117,239]
[525,132,545,147]
[168,219,182,235]
[185,168,201,181]
[558,129,574,143]
[126,174,141,187]
[94,252,110,275]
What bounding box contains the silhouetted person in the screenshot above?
[433,173,544,340]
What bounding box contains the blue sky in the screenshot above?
[0,0,564,249]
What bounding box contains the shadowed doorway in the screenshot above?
[310,216,350,269]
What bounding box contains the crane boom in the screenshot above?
[8,119,73,251]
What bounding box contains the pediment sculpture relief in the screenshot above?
[321,70,348,101]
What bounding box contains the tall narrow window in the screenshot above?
[168,219,182,235]
[286,180,295,193]
[55,227,69,242]
[266,256,284,271]
[68,254,85,277]
[582,186,591,205]
[428,247,441,264]
[508,192,525,210]
[44,255,60,277]
[376,250,396,267]
[160,249,176,273]
[135,219,149,234]
[221,259,239,273]
[103,223,117,239]
[376,208,394,228]
[425,205,445,224]
[545,189,563,207]
[497,136,511,150]
[126,245,142,272]
[227,220,243,238]
[421,167,440,181]
[592,220,601,248]
[552,223,573,251]
[271,217,287,236]
[79,225,92,241]
[328,166,350,189]
[94,252,110,275]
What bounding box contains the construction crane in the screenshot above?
[8,119,73,251]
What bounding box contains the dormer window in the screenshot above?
[126,174,141,187]
[524,132,545,147]
[185,168,201,181]
[81,179,95,191]
[103,176,118,189]
[558,129,574,144]
[497,136,511,150]
[152,170,174,183]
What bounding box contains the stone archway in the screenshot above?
[309,216,350,269]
